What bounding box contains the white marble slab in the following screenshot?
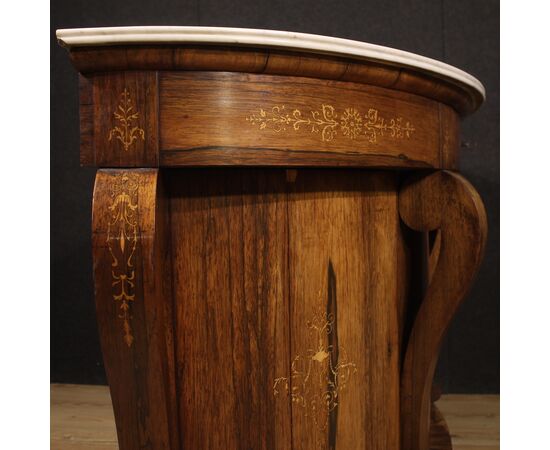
[56,26,485,99]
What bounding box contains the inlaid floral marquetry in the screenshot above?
[107,172,139,346]
[246,104,415,142]
[108,88,145,151]
[273,308,357,433]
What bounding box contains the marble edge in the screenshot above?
[56,26,486,100]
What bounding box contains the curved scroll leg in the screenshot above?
[92,169,179,450]
[399,171,488,450]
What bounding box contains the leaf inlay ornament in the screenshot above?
[108,88,145,151]
[246,104,415,142]
[107,172,139,346]
[273,308,357,433]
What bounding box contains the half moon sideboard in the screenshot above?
[57,26,488,450]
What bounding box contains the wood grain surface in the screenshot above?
[168,169,291,450]
[68,45,481,115]
[85,72,159,167]
[159,72,442,168]
[166,169,405,449]
[51,384,500,450]
[286,170,402,449]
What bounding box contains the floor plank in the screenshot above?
[437,394,500,450]
[51,384,117,450]
[51,384,499,449]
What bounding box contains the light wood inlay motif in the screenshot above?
[273,305,357,436]
[108,88,145,151]
[247,104,415,142]
[106,172,139,346]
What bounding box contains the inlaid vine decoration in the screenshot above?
[106,172,139,347]
[246,104,415,143]
[108,88,145,151]
[273,307,357,433]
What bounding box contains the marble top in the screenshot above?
[56,26,485,99]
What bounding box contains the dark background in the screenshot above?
[52,0,499,393]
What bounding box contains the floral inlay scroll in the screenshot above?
[106,172,139,347]
[246,104,415,143]
[273,308,357,433]
[108,88,145,151]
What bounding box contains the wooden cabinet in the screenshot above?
[58,26,487,450]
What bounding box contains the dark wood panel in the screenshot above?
[79,74,94,166]
[166,168,407,449]
[160,72,444,168]
[168,169,292,450]
[91,72,159,166]
[286,170,401,449]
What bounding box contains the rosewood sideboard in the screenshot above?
[57,26,487,450]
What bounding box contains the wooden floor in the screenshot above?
[51,384,499,450]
